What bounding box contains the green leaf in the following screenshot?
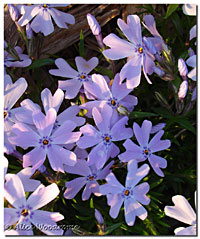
[171,12,183,36]
[27,58,55,69]
[129,111,158,119]
[164,4,179,19]
[90,198,94,209]
[75,215,93,221]
[150,178,164,189]
[79,30,85,58]
[104,222,123,235]
[177,118,196,134]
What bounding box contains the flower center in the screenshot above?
[80,75,86,79]
[124,190,130,196]
[138,47,143,54]
[104,136,110,142]
[43,139,49,145]
[89,176,94,180]
[144,149,149,155]
[111,99,116,106]
[4,111,7,118]
[43,4,48,8]
[21,208,29,217]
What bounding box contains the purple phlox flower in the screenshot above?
[15,88,85,128]
[49,56,99,99]
[182,4,196,16]
[8,4,20,22]
[80,73,138,120]
[164,194,196,235]
[143,14,167,53]
[103,15,155,89]
[118,120,171,177]
[4,77,28,132]
[4,76,28,154]
[9,108,81,172]
[4,174,64,235]
[4,159,40,192]
[4,46,32,68]
[95,209,104,225]
[150,123,166,134]
[64,159,114,201]
[77,104,133,169]
[178,58,188,78]
[178,80,188,100]
[190,25,196,41]
[186,55,196,81]
[18,4,75,36]
[100,160,150,226]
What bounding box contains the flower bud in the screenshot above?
[87,13,101,36]
[8,4,20,22]
[178,80,188,100]
[26,23,34,39]
[178,58,188,77]
[153,66,165,77]
[191,87,196,102]
[117,104,129,116]
[95,209,104,225]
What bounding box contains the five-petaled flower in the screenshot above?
[4,174,64,235]
[119,120,171,177]
[100,160,150,226]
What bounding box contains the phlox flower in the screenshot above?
[100,160,150,226]
[182,4,196,16]
[15,88,85,128]
[103,15,155,88]
[143,14,166,53]
[77,104,133,169]
[64,159,113,201]
[164,194,196,235]
[4,174,64,235]
[4,45,32,68]
[18,4,75,36]
[9,108,81,172]
[186,55,196,81]
[4,76,28,154]
[49,56,98,99]
[4,157,40,192]
[80,73,138,120]
[119,120,171,177]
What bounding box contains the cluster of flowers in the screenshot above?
[4,4,196,236]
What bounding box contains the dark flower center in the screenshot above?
[80,75,86,79]
[138,47,143,54]
[144,149,149,155]
[124,190,130,196]
[4,111,7,118]
[89,176,95,180]
[21,208,29,217]
[43,139,49,145]
[104,136,110,142]
[111,99,116,106]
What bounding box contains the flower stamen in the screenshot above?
[124,190,130,196]
[21,208,29,217]
[43,139,49,145]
